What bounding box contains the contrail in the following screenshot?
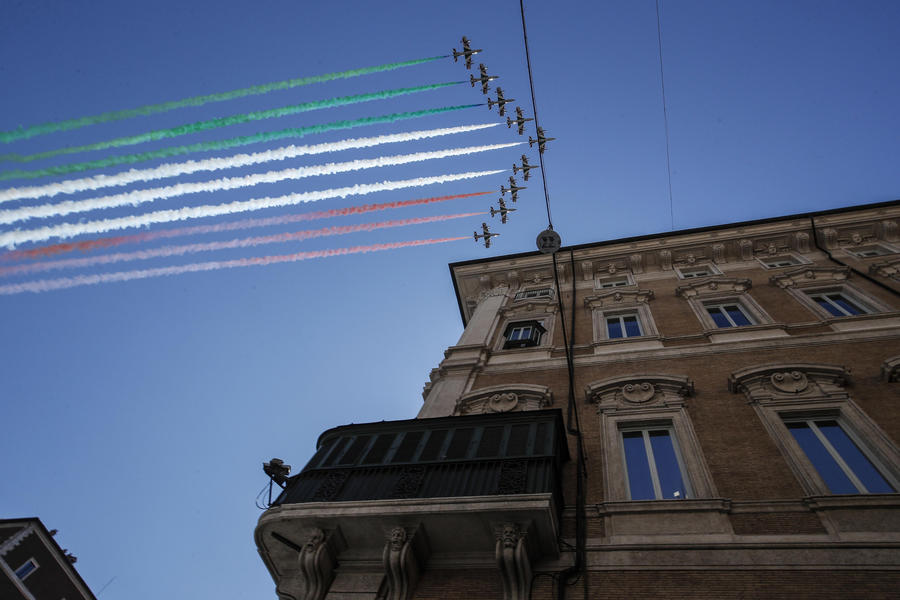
[0,237,467,295]
[0,105,481,181]
[0,56,447,143]
[0,191,492,261]
[0,124,501,202]
[0,143,520,224]
[0,213,483,277]
[0,170,503,247]
[0,82,464,163]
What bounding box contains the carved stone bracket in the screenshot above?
[383,524,430,600]
[580,261,593,281]
[454,384,552,416]
[881,219,898,242]
[792,231,811,253]
[493,522,534,600]
[728,363,850,404]
[629,253,644,274]
[881,356,900,382]
[291,528,342,600]
[584,288,653,309]
[659,249,672,271]
[739,239,754,260]
[712,243,726,264]
[769,265,850,289]
[674,277,751,298]
[586,374,693,414]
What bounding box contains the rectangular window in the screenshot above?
[503,320,546,349]
[851,245,893,258]
[705,303,753,327]
[622,427,688,500]
[678,265,718,279]
[785,419,895,494]
[14,559,38,580]
[514,288,552,301]
[761,256,801,268]
[597,276,630,289]
[807,292,867,317]
[606,313,643,339]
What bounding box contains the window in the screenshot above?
[14,558,38,581]
[502,320,546,349]
[597,276,630,289]
[784,418,895,494]
[806,291,869,317]
[677,265,719,279]
[705,302,754,327]
[606,313,643,338]
[514,287,552,301]
[621,425,689,500]
[759,254,804,268]
[850,244,896,258]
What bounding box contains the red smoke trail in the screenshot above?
[0,237,469,295]
[0,213,484,277]
[0,191,492,262]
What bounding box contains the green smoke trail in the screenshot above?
[0,56,448,144]
[1,82,464,164]
[0,104,482,181]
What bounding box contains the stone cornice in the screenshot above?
[584,289,654,309]
[769,266,850,289]
[674,277,752,298]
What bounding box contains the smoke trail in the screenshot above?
[0,143,520,224]
[0,237,467,295]
[0,124,501,202]
[0,105,481,181]
[0,56,447,143]
[0,170,503,247]
[0,191,492,261]
[0,213,482,277]
[1,82,463,163]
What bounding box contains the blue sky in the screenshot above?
[1,1,898,598]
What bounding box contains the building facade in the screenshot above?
[0,518,95,600]
[256,200,900,599]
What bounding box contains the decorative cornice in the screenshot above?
[728,363,850,399]
[675,277,752,298]
[769,266,851,289]
[498,297,558,317]
[585,374,693,413]
[454,384,552,416]
[584,289,654,309]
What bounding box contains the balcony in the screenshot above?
[256,410,569,598]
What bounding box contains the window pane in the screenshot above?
[828,294,863,316]
[787,422,858,494]
[725,305,751,326]
[813,295,844,317]
[816,421,895,493]
[649,430,686,499]
[623,432,655,500]
[707,307,731,328]
[607,317,623,339]
[623,315,642,337]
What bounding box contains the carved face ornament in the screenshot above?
[488,392,519,413]
[388,526,407,550]
[622,382,655,404]
[770,371,808,394]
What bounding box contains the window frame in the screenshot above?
[620,422,693,500]
[676,263,721,280]
[14,558,38,581]
[605,311,644,339]
[704,301,756,328]
[848,243,898,259]
[501,320,547,349]
[595,274,634,289]
[757,253,809,269]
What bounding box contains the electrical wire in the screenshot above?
[655,0,675,230]
[519,0,554,230]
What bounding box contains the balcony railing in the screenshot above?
[274,409,568,509]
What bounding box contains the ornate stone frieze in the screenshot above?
[674,277,751,298]
[881,356,900,382]
[454,384,552,416]
[584,288,653,309]
[769,266,850,289]
[498,295,558,317]
[493,522,534,600]
[586,374,693,414]
[382,524,429,600]
[728,363,850,403]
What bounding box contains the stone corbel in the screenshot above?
[659,249,672,271]
[821,228,838,249]
[494,522,534,600]
[712,243,726,264]
[629,253,644,274]
[792,231,810,253]
[290,528,342,600]
[881,219,898,242]
[383,524,429,600]
[580,261,593,281]
[738,239,753,261]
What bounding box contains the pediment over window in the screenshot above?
[728,363,850,403]
[769,266,850,289]
[454,384,553,416]
[498,296,558,318]
[585,374,693,414]
[870,258,900,278]
[583,288,653,309]
[674,277,751,298]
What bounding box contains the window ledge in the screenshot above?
[590,337,664,355]
[827,312,900,332]
[600,498,731,515]
[805,493,900,511]
[705,324,789,343]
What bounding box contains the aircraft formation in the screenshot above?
[451,36,553,248]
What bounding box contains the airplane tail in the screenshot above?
[490,207,497,217]
[506,117,514,128]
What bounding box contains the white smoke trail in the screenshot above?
[0,237,467,295]
[0,170,503,247]
[0,143,519,225]
[0,123,501,203]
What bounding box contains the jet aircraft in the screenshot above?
[470,63,498,95]
[513,154,538,181]
[500,176,526,202]
[451,36,482,69]
[487,87,514,116]
[528,127,556,154]
[490,197,517,224]
[474,222,499,248]
[506,107,534,135]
